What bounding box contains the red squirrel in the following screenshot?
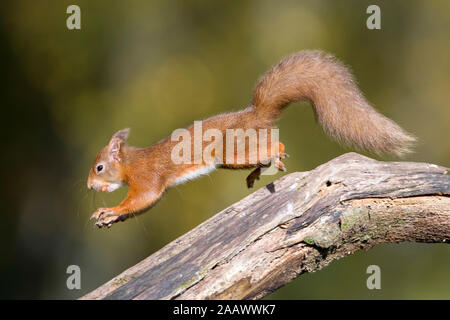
[87,50,415,228]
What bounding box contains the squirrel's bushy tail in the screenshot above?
[252,50,416,156]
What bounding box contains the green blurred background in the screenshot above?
[0,0,449,299]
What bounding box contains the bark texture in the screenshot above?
[81,153,450,300]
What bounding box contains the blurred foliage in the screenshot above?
[0,0,448,299]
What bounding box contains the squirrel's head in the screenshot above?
[87,128,130,192]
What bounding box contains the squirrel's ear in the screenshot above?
[108,128,130,162]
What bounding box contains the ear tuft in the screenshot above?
[113,128,130,142]
[108,128,130,162]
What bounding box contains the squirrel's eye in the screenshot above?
[96,165,104,173]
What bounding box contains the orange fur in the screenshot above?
[87,50,416,228]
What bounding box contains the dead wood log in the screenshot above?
[81,153,450,300]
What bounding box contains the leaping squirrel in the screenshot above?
[87,50,415,228]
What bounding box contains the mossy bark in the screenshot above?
[81,153,450,300]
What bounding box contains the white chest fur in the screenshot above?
[173,164,217,186]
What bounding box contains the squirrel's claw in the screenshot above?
[91,207,110,220]
[95,214,119,228]
[93,211,128,228]
[91,208,122,228]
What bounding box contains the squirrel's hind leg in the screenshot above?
[246,142,289,188]
[273,142,288,172]
[246,166,263,188]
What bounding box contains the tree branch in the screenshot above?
[81,153,450,300]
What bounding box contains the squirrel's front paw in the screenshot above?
[91,208,112,220]
[91,208,125,228]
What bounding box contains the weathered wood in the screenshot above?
[81,153,450,300]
